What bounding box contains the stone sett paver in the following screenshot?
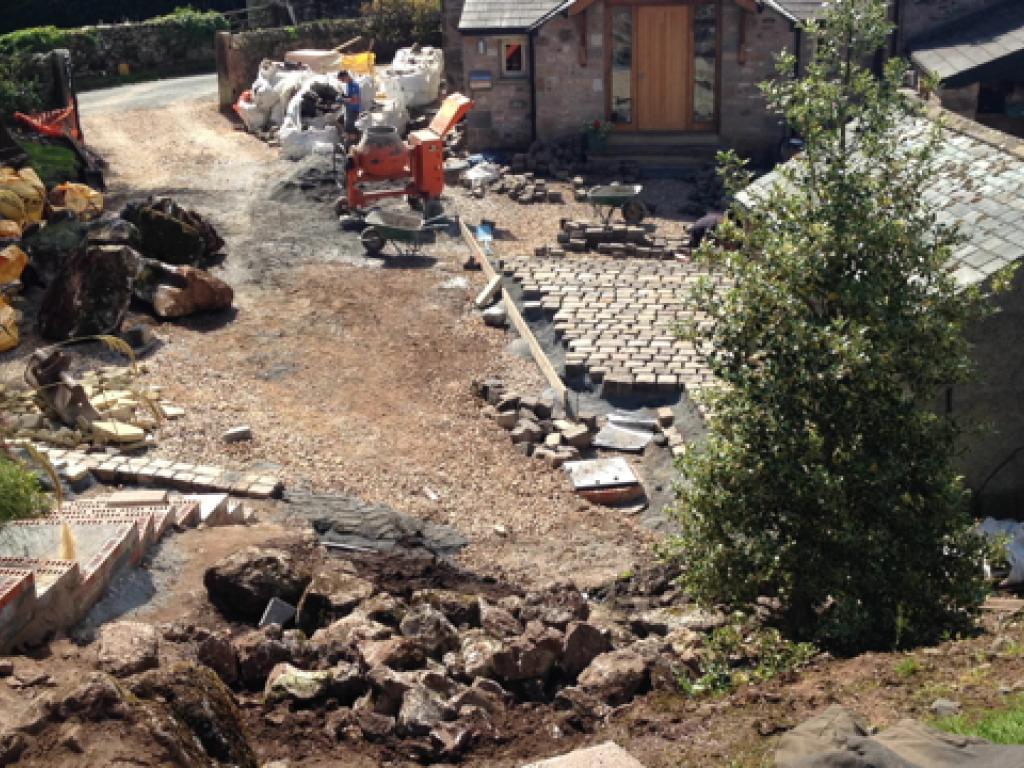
[501,253,725,417]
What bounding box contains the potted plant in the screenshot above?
[583,119,612,152]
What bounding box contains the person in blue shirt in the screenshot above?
[338,70,361,142]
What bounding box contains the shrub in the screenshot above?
[665,0,994,655]
[0,57,40,118]
[362,0,442,47]
[0,456,47,524]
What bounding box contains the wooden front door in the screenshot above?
[636,5,690,131]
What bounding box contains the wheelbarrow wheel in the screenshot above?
[360,226,386,256]
[621,199,647,225]
[424,198,444,220]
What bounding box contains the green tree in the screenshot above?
[667,0,996,654]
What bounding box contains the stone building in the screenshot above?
[904,0,1024,137]
[442,0,1024,160]
[444,0,809,163]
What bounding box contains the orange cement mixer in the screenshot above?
[343,92,473,215]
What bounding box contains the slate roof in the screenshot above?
[458,0,568,32]
[763,0,826,22]
[739,109,1024,287]
[909,0,1024,85]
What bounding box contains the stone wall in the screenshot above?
[899,0,1004,45]
[719,5,793,165]
[460,35,534,149]
[534,6,605,141]
[955,264,1024,518]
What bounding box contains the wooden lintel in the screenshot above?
[734,0,760,12]
[568,0,598,17]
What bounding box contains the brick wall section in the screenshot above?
[461,35,534,149]
[719,5,794,165]
[899,0,1006,45]
[534,7,605,141]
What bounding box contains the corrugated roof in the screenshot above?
[764,0,826,22]
[909,0,1024,85]
[458,0,566,32]
[739,113,1024,288]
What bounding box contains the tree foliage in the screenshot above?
[667,0,997,654]
[0,456,47,525]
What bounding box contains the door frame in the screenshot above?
[603,0,722,133]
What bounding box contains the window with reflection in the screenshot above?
[692,3,717,126]
[610,7,632,125]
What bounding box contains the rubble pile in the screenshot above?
[1,353,180,449]
[177,548,717,761]
[471,378,597,469]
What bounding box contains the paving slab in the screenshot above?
[522,741,646,768]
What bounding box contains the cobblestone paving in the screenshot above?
[500,254,726,415]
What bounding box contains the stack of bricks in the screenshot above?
[488,171,565,205]
[553,219,685,260]
[12,440,283,499]
[501,254,725,416]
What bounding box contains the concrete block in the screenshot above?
[222,425,252,444]
[522,741,646,767]
[656,407,674,428]
[107,490,169,507]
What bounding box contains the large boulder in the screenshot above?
[195,628,239,686]
[520,583,589,630]
[121,198,224,266]
[134,259,233,319]
[310,613,392,664]
[561,621,611,680]
[399,604,459,656]
[204,547,310,622]
[264,662,330,705]
[20,211,88,286]
[491,621,564,684]
[295,564,374,635]
[479,598,522,639]
[87,216,142,249]
[233,625,294,690]
[359,636,426,670]
[96,621,159,678]
[459,631,504,679]
[38,244,138,340]
[576,648,649,705]
[411,589,481,628]
[398,685,445,737]
[130,663,257,768]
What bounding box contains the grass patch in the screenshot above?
[18,140,79,186]
[934,695,1024,744]
[893,656,922,678]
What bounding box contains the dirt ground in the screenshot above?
[56,94,656,591]
[3,87,1023,768]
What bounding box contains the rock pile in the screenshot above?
[190,547,707,761]
[9,190,232,344]
[472,378,597,469]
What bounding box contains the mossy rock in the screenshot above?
[130,663,257,768]
[130,207,205,265]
